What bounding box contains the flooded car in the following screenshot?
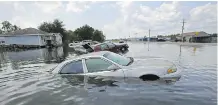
[51,51,181,81]
[82,42,129,53]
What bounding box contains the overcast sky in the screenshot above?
[0,1,217,39]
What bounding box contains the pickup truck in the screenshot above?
[82,42,129,53]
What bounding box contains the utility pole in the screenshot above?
[149,29,150,42]
[148,29,150,51]
[181,19,186,42]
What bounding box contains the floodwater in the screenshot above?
[0,42,217,105]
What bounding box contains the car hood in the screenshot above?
[121,58,175,77]
[126,58,174,69]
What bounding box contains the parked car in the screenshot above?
[51,51,181,81]
[69,41,81,48]
[119,40,125,43]
[82,42,129,53]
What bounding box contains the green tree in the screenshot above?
[73,24,95,41]
[38,22,53,33]
[11,25,21,31]
[1,21,21,34]
[38,19,67,43]
[1,21,12,33]
[92,30,105,42]
[67,30,78,41]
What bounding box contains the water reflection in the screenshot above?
[0,47,65,70]
[61,75,179,91]
[61,75,119,87]
[0,51,7,70]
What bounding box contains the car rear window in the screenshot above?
[103,52,130,66]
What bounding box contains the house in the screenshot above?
[0,28,63,47]
[181,31,211,43]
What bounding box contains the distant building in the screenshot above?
[181,31,211,43]
[0,28,62,47]
[142,36,158,42]
[156,36,171,42]
[128,37,142,41]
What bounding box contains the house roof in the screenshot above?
[0,28,62,37]
[182,31,209,37]
[4,28,48,35]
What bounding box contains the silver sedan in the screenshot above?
[51,51,181,81]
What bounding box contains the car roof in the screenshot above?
[82,51,110,57]
[60,51,110,64]
[51,51,112,73]
[92,42,111,46]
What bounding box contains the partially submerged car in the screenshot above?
[82,42,129,53]
[119,40,125,43]
[51,51,181,81]
[69,41,81,48]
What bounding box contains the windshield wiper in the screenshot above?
[126,57,134,66]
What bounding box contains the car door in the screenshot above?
[83,57,125,77]
[100,43,110,51]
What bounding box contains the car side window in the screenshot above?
[60,60,84,74]
[100,44,109,50]
[85,58,118,73]
[107,42,115,48]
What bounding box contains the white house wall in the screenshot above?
[40,36,46,46]
[55,34,63,45]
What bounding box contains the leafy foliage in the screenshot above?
[73,24,105,42]
[38,19,67,42]
[38,20,105,43]
[1,21,21,34]
[73,24,95,41]
[0,19,105,43]
[66,30,78,42]
[92,29,105,42]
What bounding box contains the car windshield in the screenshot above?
[103,52,131,66]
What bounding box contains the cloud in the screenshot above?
[34,1,63,14]
[13,2,25,12]
[66,1,93,13]
[103,1,217,39]
[187,3,217,32]
[0,1,217,39]
[104,1,182,39]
